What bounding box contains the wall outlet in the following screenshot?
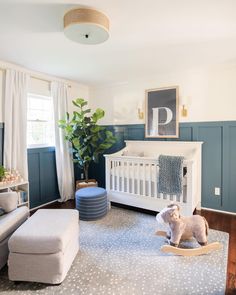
[214,187,220,196]
[81,173,84,179]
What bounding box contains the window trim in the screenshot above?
[27,93,55,148]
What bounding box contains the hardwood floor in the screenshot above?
[38,200,236,294]
[198,209,236,295]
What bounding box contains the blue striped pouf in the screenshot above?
[75,187,108,221]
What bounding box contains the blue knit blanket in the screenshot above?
[158,155,184,195]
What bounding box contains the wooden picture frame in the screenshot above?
[145,86,179,138]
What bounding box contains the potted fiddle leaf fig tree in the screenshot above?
[58,98,116,184]
[0,165,6,182]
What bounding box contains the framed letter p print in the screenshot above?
[145,86,179,138]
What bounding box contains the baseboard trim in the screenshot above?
[111,201,157,216]
[30,199,59,211]
[201,207,236,216]
[112,203,236,216]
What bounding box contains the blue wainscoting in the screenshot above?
[1,122,236,213]
[88,121,236,214]
[0,124,59,208]
[27,147,60,209]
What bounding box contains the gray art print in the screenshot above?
[145,86,179,138]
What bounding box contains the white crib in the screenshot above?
[104,140,203,216]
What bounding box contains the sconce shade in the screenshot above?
[64,8,109,44]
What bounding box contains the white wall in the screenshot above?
[67,82,89,116]
[89,65,236,125]
[0,61,89,123]
[2,61,236,125]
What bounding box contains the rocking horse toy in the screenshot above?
[155,204,222,256]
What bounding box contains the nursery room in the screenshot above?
[0,0,236,294]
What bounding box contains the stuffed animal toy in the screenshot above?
[156,204,209,247]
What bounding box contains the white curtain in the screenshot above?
[51,81,74,202]
[4,69,29,181]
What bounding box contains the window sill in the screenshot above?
[27,145,55,149]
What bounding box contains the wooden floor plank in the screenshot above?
[198,209,236,294]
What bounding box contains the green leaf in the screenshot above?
[58,97,115,171]
[75,98,87,107]
[91,126,100,133]
[105,130,113,137]
[58,119,66,125]
[95,108,105,120]
[83,109,91,115]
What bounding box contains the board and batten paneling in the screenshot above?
[1,121,236,213]
[27,151,41,208]
[28,147,60,209]
[89,121,236,213]
[39,149,60,204]
[0,124,60,209]
[179,126,193,141]
[227,124,236,212]
[197,125,222,209]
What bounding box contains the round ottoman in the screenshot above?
[75,187,108,221]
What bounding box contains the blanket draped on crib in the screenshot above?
[158,155,184,195]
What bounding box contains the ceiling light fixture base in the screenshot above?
[64,8,109,45]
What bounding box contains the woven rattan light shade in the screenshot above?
[64,8,109,44]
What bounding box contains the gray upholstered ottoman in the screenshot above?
[8,209,79,284]
[75,187,108,221]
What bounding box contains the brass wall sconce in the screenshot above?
[181,105,188,117]
[138,108,144,120]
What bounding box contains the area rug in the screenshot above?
[0,207,229,295]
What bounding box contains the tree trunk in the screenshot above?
[84,163,89,182]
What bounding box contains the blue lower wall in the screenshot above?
[0,124,59,209]
[1,122,236,213]
[88,121,236,213]
[28,147,59,209]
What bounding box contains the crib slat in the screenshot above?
[131,162,134,194]
[172,194,176,202]
[154,163,158,198]
[179,192,183,204]
[121,161,125,192]
[148,164,152,197]
[143,164,146,196]
[117,161,119,191]
[186,162,193,207]
[114,161,117,191]
[107,159,111,191]
[137,162,140,195]
[126,160,130,193]
[112,160,115,191]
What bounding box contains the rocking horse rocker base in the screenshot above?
[155,203,223,257]
[156,231,223,257]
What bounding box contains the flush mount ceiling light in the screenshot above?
[64,8,109,45]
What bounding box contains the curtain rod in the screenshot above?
[30,75,72,88]
[0,66,72,88]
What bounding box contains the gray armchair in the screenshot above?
[0,192,29,269]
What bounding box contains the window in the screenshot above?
[27,94,55,147]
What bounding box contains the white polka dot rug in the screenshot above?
[0,207,228,295]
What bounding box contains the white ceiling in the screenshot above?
[0,0,236,85]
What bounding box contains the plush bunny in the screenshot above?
[156,204,209,247]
